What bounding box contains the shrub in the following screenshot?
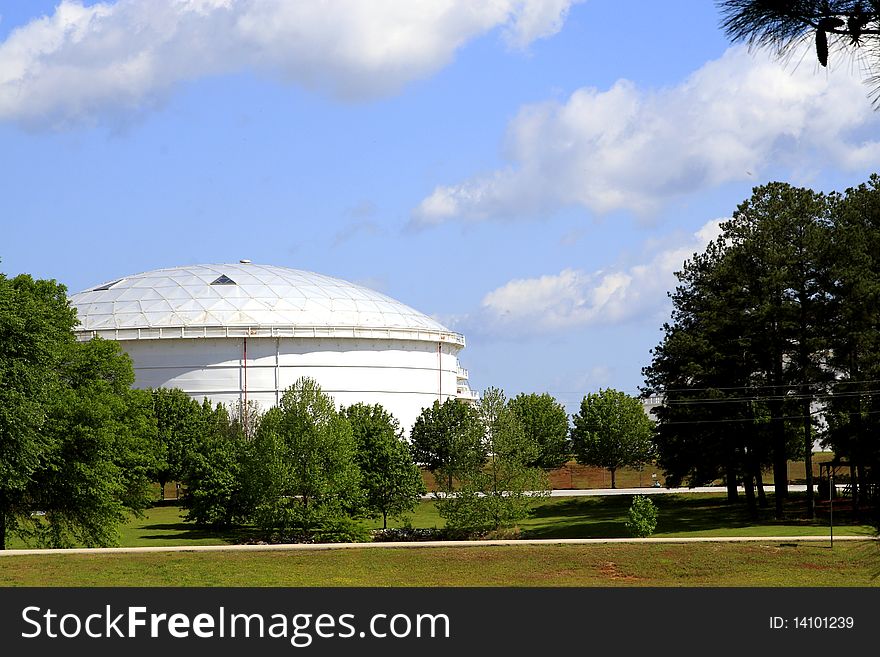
[311,518,371,544]
[625,495,658,538]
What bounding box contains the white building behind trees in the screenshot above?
[69,262,476,429]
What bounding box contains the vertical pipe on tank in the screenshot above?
[438,341,442,402]
[275,337,280,405]
[243,336,248,436]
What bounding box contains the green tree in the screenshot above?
[625,495,659,538]
[0,273,77,548]
[571,388,654,489]
[509,392,570,469]
[246,378,364,541]
[823,176,880,517]
[150,387,205,499]
[0,268,161,549]
[642,237,765,509]
[343,403,426,529]
[721,183,832,518]
[181,400,252,528]
[33,337,159,548]
[410,398,486,492]
[719,1,880,104]
[438,388,549,533]
[644,183,831,519]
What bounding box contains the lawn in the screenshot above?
[368,492,872,539]
[519,494,874,539]
[7,492,870,550]
[0,542,877,586]
[3,493,876,587]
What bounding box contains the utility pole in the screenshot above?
[829,470,834,550]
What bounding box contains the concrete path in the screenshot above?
[548,485,808,497]
[1,534,872,557]
[425,485,813,499]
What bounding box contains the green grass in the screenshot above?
[1,542,878,586]
[364,493,873,539]
[4,494,875,587]
[519,494,874,539]
[116,503,251,547]
[6,492,873,551]
[5,504,252,550]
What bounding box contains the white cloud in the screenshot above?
[468,218,724,335]
[331,220,383,247]
[346,199,378,219]
[0,0,580,128]
[413,46,880,224]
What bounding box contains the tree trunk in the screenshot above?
[158,478,167,501]
[383,510,387,530]
[850,355,863,518]
[857,465,867,511]
[850,462,859,520]
[725,463,738,502]
[755,463,767,508]
[769,306,788,520]
[0,491,6,550]
[610,468,616,489]
[797,287,815,519]
[743,472,757,519]
[770,397,788,519]
[803,397,814,518]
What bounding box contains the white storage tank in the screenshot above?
[69,263,475,429]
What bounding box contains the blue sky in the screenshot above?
[2,1,879,413]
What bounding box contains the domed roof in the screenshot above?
[70,263,463,344]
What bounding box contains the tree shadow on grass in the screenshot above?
[135,522,258,543]
[522,520,628,539]
[522,497,632,539]
[519,493,848,540]
[652,495,756,533]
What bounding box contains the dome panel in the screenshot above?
[140,300,175,313]
[331,299,358,312]
[70,263,454,337]
[178,311,212,323]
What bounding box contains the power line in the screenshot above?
[647,377,880,394]
[658,408,880,426]
[540,378,880,399]
[662,389,880,404]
